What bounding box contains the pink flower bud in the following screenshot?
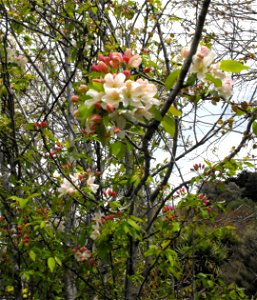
[114,127,121,133]
[79,84,87,92]
[106,103,115,113]
[124,49,132,58]
[98,54,105,61]
[71,95,79,103]
[98,61,109,73]
[181,47,190,58]
[109,52,123,62]
[92,78,104,83]
[92,64,99,72]
[92,62,108,73]
[109,52,123,68]
[197,46,210,58]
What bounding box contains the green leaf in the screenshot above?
[243,161,254,168]
[29,250,36,262]
[161,115,176,137]
[127,219,141,232]
[130,215,144,223]
[171,222,180,232]
[165,249,178,266]
[252,121,257,136]
[165,69,180,90]
[168,106,182,117]
[150,106,162,121]
[55,256,62,266]
[78,104,94,124]
[9,196,29,209]
[220,60,249,73]
[205,73,222,87]
[47,257,56,273]
[185,73,197,86]
[40,221,46,229]
[161,240,170,249]
[111,141,125,157]
[144,245,159,257]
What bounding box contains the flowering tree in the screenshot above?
[0,0,256,299]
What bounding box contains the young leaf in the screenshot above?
[9,196,29,209]
[144,245,159,257]
[29,250,36,262]
[47,257,56,273]
[78,104,94,124]
[205,73,222,87]
[161,115,176,137]
[168,106,182,117]
[55,256,62,266]
[220,60,249,73]
[165,69,180,91]
[127,218,141,232]
[111,141,124,157]
[252,121,257,136]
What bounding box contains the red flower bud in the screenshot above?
[78,174,84,181]
[95,171,101,177]
[123,70,131,77]
[91,114,102,123]
[71,95,79,103]
[106,103,115,113]
[95,102,102,111]
[143,67,151,73]
[114,127,121,133]
[42,121,48,127]
[162,205,174,213]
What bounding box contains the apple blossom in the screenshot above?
[209,63,226,80]
[92,212,104,225]
[220,77,233,98]
[197,45,210,58]
[128,53,142,68]
[90,223,101,240]
[85,89,105,107]
[58,178,76,196]
[190,50,215,79]
[87,176,99,193]
[103,73,126,91]
[123,49,142,68]
[73,246,92,262]
[102,89,123,109]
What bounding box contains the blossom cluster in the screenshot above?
[92,49,142,73]
[33,121,48,129]
[56,173,99,196]
[162,205,176,221]
[85,73,159,132]
[74,49,159,137]
[198,194,210,206]
[181,45,233,98]
[72,245,92,262]
[190,163,205,172]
